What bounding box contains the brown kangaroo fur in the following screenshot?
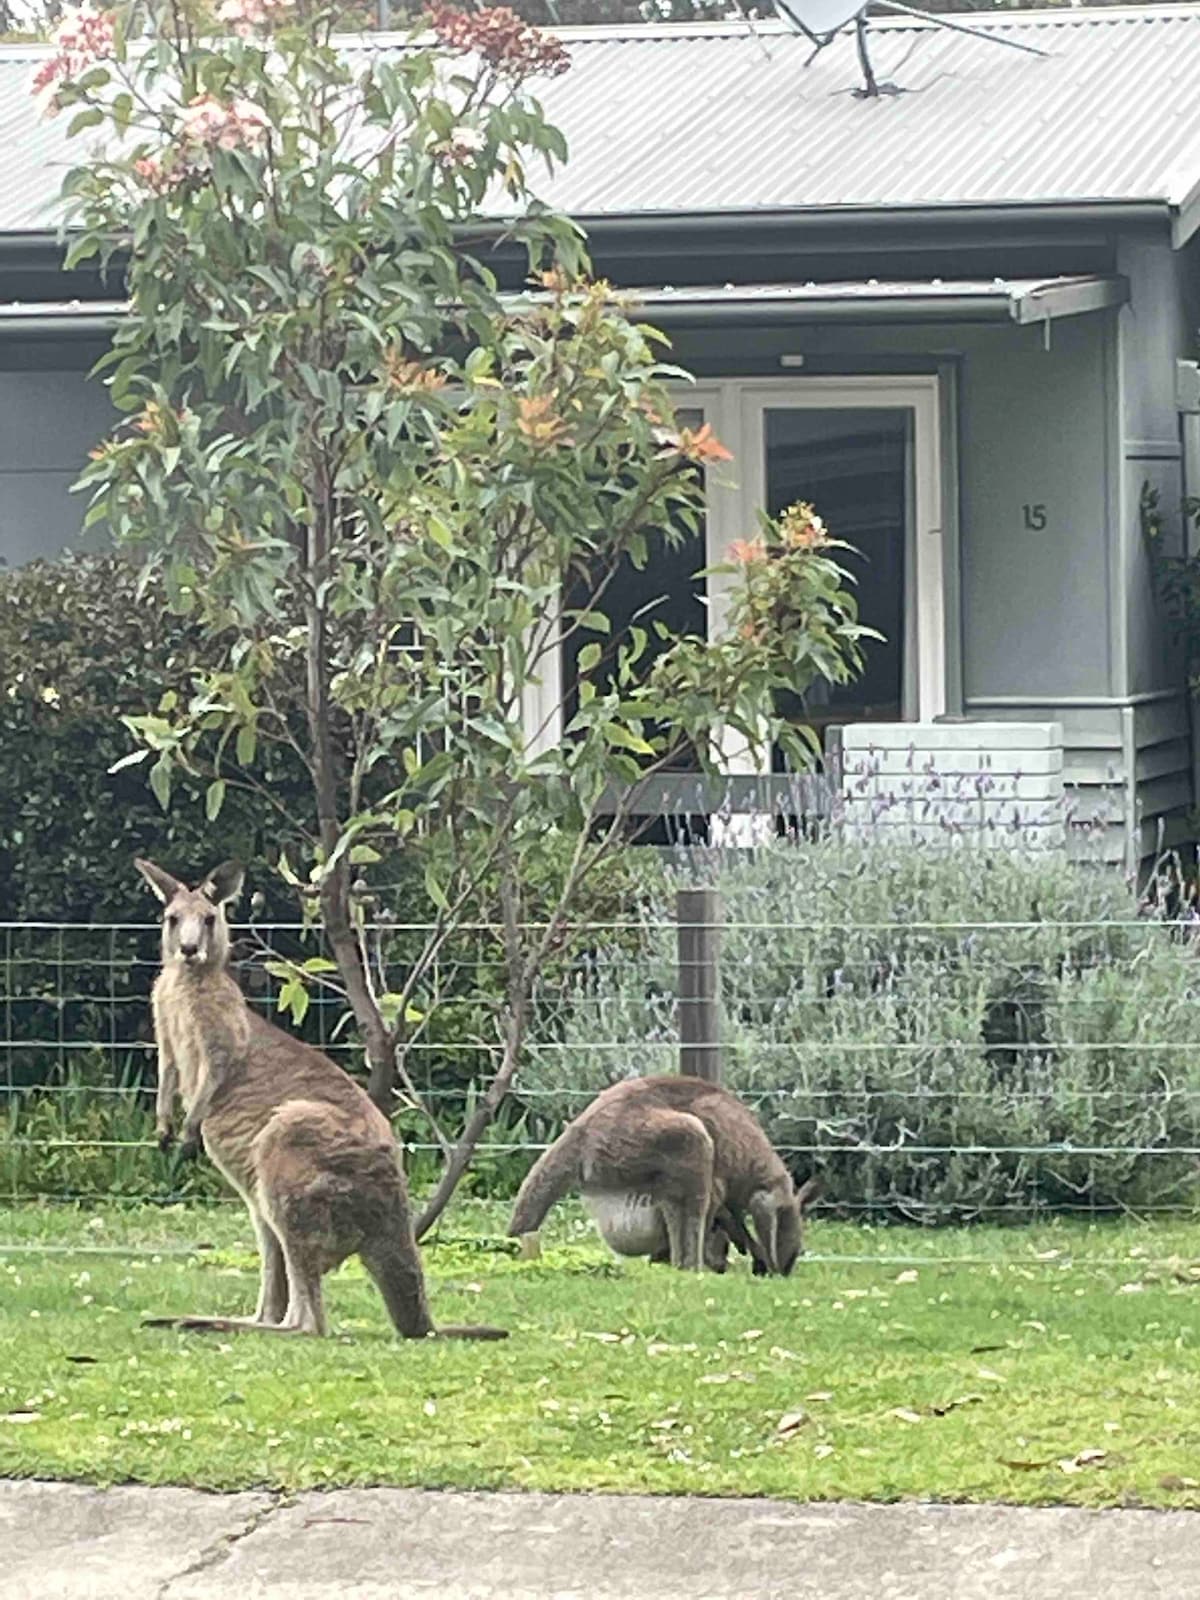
[508,1075,819,1275]
[136,857,505,1341]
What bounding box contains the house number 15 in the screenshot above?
[1023,504,1047,532]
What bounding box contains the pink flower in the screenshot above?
[226,98,268,150]
[179,95,228,144]
[425,5,570,81]
[180,94,268,153]
[216,0,292,40]
[434,123,486,167]
[133,153,187,194]
[30,4,116,114]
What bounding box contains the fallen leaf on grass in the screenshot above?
[888,1407,924,1425]
[970,1343,1009,1355]
[813,1443,835,1460]
[1000,1458,1054,1472]
[775,1410,809,1440]
[2,1411,42,1424]
[976,1368,1006,1384]
[1159,1475,1200,1491]
[1057,1449,1108,1475]
[805,1391,834,1403]
[930,1393,984,1417]
[64,1355,98,1365]
[894,1270,919,1284]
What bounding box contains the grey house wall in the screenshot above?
[0,341,114,568]
[3,220,1194,863]
[669,243,1190,862]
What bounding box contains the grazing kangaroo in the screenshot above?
[136,857,504,1340]
[508,1075,818,1275]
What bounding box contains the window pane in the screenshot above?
[764,406,909,727]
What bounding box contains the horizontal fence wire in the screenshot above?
[4,914,1200,1245]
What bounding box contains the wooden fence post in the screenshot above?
[677,885,722,1083]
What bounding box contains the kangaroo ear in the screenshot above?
[795,1175,822,1210]
[135,858,183,905]
[200,860,245,906]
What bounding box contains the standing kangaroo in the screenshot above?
[508,1075,818,1275]
[136,857,504,1340]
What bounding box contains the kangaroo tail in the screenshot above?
[507,1125,583,1237]
[360,1232,437,1340]
[362,1213,509,1341]
[432,1323,509,1341]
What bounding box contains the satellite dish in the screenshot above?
[772,0,1047,98]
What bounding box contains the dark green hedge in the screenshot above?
[0,553,311,924]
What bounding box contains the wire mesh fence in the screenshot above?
[3,907,1200,1238]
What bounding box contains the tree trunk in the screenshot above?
[413,1003,525,1241]
[414,864,526,1240]
[304,484,395,1114]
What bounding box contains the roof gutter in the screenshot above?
[645,296,1016,327]
[0,302,126,336]
[561,201,1173,235]
[0,200,1176,261]
[639,277,1129,329]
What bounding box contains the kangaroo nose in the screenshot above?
[180,941,199,958]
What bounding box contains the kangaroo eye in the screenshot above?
[204,914,216,931]
[166,914,178,930]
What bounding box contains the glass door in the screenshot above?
[739,378,944,739]
[764,405,910,727]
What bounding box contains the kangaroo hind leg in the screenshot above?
[643,1110,714,1273]
[141,1194,297,1335]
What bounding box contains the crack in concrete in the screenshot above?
[156,1492,289,1599]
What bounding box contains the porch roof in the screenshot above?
[627,276,1130,327]
[0,274,1128,338]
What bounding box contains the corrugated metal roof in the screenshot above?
[4,6,1200,232]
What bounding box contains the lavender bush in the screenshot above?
[517,839,1200,1220]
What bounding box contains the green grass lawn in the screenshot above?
[1,1201,1199,1507]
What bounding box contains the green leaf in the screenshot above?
[149,755,172,811]
[205,779,226,822]
[277,976,310,1026]
[67,106,104,137]
[236,725,257,766]
[578,642,602,674]
[107,749,149,775]
[424,865,448,911]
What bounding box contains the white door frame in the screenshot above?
[529,374,946,760]
[675,375,946,729]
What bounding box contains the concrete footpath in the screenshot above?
[3,1480,1199,1600]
